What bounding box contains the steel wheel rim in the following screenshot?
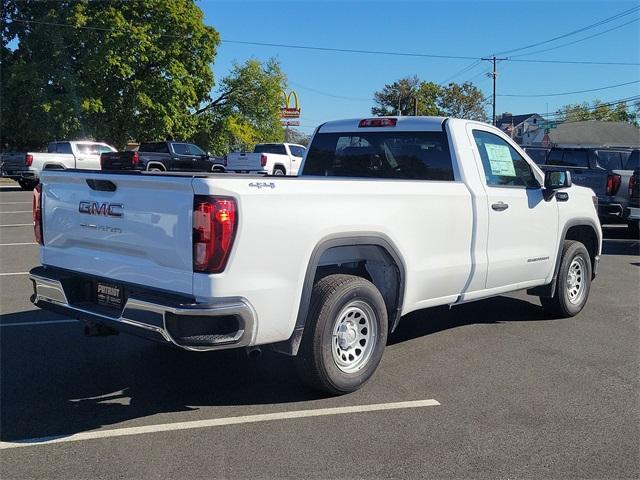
[566,256,587,305]
[331,300,377,373]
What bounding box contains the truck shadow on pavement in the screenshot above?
[0,294,588,442]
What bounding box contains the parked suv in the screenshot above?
[100,141,223,172]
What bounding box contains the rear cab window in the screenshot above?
[547,149,589,168]
[255,144,287,155]
[303,131,454,181]
[625,150,639,170]
[596,150,622,170]
[139,142,169,153]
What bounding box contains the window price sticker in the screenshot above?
[485,143,516,177]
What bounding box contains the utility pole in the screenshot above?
[482,56,507,126]
[414,96,418,116]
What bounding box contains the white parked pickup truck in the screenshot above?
[0,140,115,190]
[225,143,306,175]
[29,117,601,394]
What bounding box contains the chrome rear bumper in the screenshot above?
[29,267,256,351]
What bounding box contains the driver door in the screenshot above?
[470,127,558,289]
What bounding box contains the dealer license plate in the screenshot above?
[96,282,123,309]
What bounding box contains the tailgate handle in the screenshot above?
[86,179,117,192]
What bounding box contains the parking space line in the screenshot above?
[0,272,29,276]
[0,202,31,205]
[0,210,32,213]
[0,242,37,246]
[0,224,32,227]
[0,320,77,328]
[0,399,440,449]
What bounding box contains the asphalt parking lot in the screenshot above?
[0,183,638,479]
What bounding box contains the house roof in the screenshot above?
[549,120,640,148]
[498,113,540,127]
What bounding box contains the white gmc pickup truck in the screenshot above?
[30,117,601,394]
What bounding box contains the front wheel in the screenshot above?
[294,274,388,395]
[540,240,592,317]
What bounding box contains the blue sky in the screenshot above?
[201,0,640,133]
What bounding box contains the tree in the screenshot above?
[2,0,218,149]
[371,76,487,120]
[372,76,441,116]
[438,82,487,121]
[284,128,310,146]
[191,59,286,155]
[556,100,638,125]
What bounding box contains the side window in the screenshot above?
[172,143,189,155]
[56,142,72,154]
[596,150,622,170]
[472,130,539,188]
[187,144,205,156]
[289,146,306,157]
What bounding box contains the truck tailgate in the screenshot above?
[40,171,195,295]
[227,153,261,171]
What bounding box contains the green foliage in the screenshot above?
[1,1,286,153]
[372,76,487,121]
[2,0,219,149]
[372,76,440,116]
[438,82,487,121]
[192,59,286,155]
[557,100,639,125]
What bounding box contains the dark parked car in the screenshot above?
[522,146,550,166]
[100,141,225,173]
[537,147,634,223]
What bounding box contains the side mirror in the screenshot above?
[544,170,572,190]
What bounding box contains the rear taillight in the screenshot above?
[25,154,33,167]
[260,154,267,167]
[606,174,621,195]
[132,151,139,166]
[33,183,43,245]
[193,196,237,273]
[629,175,635,197]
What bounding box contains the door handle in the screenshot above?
[491,201,509,211]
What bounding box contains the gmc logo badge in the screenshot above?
[79,201,123,217]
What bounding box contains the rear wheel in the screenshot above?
[148,167,164,172]
[294,274,388,395]
[273,167,285,176]
[540,240,592,317]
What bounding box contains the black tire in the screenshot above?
[273,167,285,176]
[540,240,592,317]
[17,179,37,191]
[294,274,388,395]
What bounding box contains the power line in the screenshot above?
[493,5,640,56]
[498,79,640,98]
[510,17,639,58]
[8,18,639,66]
[289,82,371,102]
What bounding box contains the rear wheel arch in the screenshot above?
[273,164,286,175]
[271,234,406,356]
[43,163,65,170]
[146,162,166,171]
